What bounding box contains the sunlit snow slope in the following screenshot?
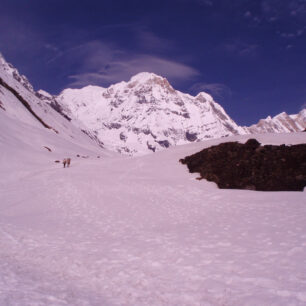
[1,129,306,305]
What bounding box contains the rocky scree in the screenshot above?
[180,139,306,191]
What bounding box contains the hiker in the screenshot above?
[63,158,71,168]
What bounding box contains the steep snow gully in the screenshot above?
[1,133,306,306]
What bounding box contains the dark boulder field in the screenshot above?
[180,139,306,191]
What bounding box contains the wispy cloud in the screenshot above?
[259,0,305,23]
[0,15,44,58]
[179,0,213,6]
[63,40,200,88]
[135,29,175,52]
[243,0,306,38]
[189,82,232,99]
[261,0,284,22]
[0,13,199,90]
[68,54,200,88]
[222,40,260,58]
[288,0,306,18]
[46,40,116,65]
[280,28,304,39]
[244,11,252,18]
[196,0,213,6]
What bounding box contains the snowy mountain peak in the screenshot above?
[37,89,53,99]
[121,72,176,96]
[276,111,288,118]
[195,91,213,102]
[56,72,245,155]
[0,53,6,65]
[130,72,163,83]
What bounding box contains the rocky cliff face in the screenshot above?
[55,72,245,155]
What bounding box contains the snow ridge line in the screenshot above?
[0,77,58,133]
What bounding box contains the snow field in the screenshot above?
[1,133,306,305]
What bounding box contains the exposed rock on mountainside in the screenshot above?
[56,72,245,155]
[0,76,55,131]
[0,100,5,111]
[180,139,306,191]
[36,90,72,122]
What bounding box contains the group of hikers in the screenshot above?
[62,158,71,168]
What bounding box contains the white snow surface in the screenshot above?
[1,128,306,305]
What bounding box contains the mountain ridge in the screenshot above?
[0,53,106,157]
[53,71,305,155]
[53,72,246,155]
[1,53,305,156]
[245,110,305,134]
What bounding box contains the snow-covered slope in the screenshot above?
[0,54,107,162]
[291,109,306,129]
[246,109,306,134]
[56,72,245,155]
[1,131,306,305]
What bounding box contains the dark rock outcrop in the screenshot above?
[0,77,55,131]
[186,132,197,142]
[0,100,5,111]
[43,146,52,152]
[49,100,71,121]
[81,129,104,148]
[156,140,170,148]
[180,139,306,191]
[35,91,71,121]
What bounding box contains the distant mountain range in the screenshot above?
[1,54,305,155]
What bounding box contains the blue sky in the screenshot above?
[0,0,305,125]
